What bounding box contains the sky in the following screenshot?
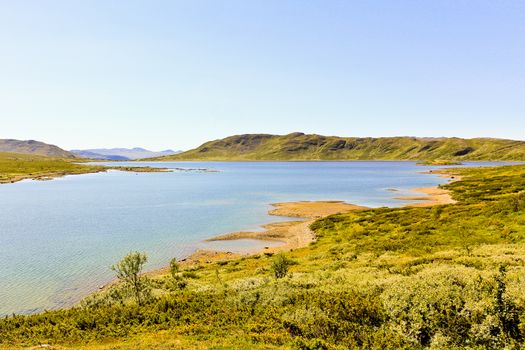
[0,1,524,151]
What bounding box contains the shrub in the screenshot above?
[182,271,199,279]
[111,251,149,305]
[272,254,291,279]
[169,258,180,279]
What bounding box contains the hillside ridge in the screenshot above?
[150,133,525,161]
[0,139,75,158]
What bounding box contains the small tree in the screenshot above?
[271,254,290,279]
[169,258,180,279]
[112,251,148,305]
[493,265,521,343]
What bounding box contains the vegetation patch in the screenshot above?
[0,152,105,183]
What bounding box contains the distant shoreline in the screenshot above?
[0,166,171,185]
[1,159,515,185]
[0,168,106,184]
[143,159,525,163]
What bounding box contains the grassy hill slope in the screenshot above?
[152,133,525,161]
[0,139,75,158]
[2,164,525,349]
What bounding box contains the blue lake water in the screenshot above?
[0,161,502,315]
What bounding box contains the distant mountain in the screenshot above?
[0,139,75,158]
[71,148,181,160]
[149,133,525,161]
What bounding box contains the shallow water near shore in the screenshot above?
[0,161,505,315]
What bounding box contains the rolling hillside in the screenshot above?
[151,133,525,161]
[0,139,75,158]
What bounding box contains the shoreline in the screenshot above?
[143,159,525,163]
[174,171,460,268]
[394,186,456,207]
[0,169,106,184]
[207,201,367,249]
[394,168,460,207]
[147,201,368,273]
[0,166,172,185]
[77,167,461,299]
[71,167,460,301]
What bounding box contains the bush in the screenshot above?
[271,254,291,279]
[169,258,180,279]
[381,265,525,348]
[182,271,199,279]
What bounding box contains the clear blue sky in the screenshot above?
[1,1,524,150]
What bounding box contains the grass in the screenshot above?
[0,152,105,183]
[0,152,168,184]
[1,164,525,349]
[150,133,525,161]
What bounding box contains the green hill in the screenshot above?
[0,139,75,158]
[151,133,525,161]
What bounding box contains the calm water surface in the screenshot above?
[0,161,499,315]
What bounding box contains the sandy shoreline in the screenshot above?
[166,189,459,271]
[394,168,460,207]
[208,202,366,247]
[175,171,460,267]
[152,201,368,269]
[113,169,461,285]
[394,186,456,207]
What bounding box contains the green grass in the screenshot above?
[2,165,525,349]
[150,133,525,161]
[0,152,104,183]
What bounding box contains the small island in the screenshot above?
[106,166,172,173]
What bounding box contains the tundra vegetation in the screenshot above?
[0,152,168,184]
[0,152,105,183]
[1,165,525,349]
[150,133,525,161]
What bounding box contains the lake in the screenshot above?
[0,161,498,315]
